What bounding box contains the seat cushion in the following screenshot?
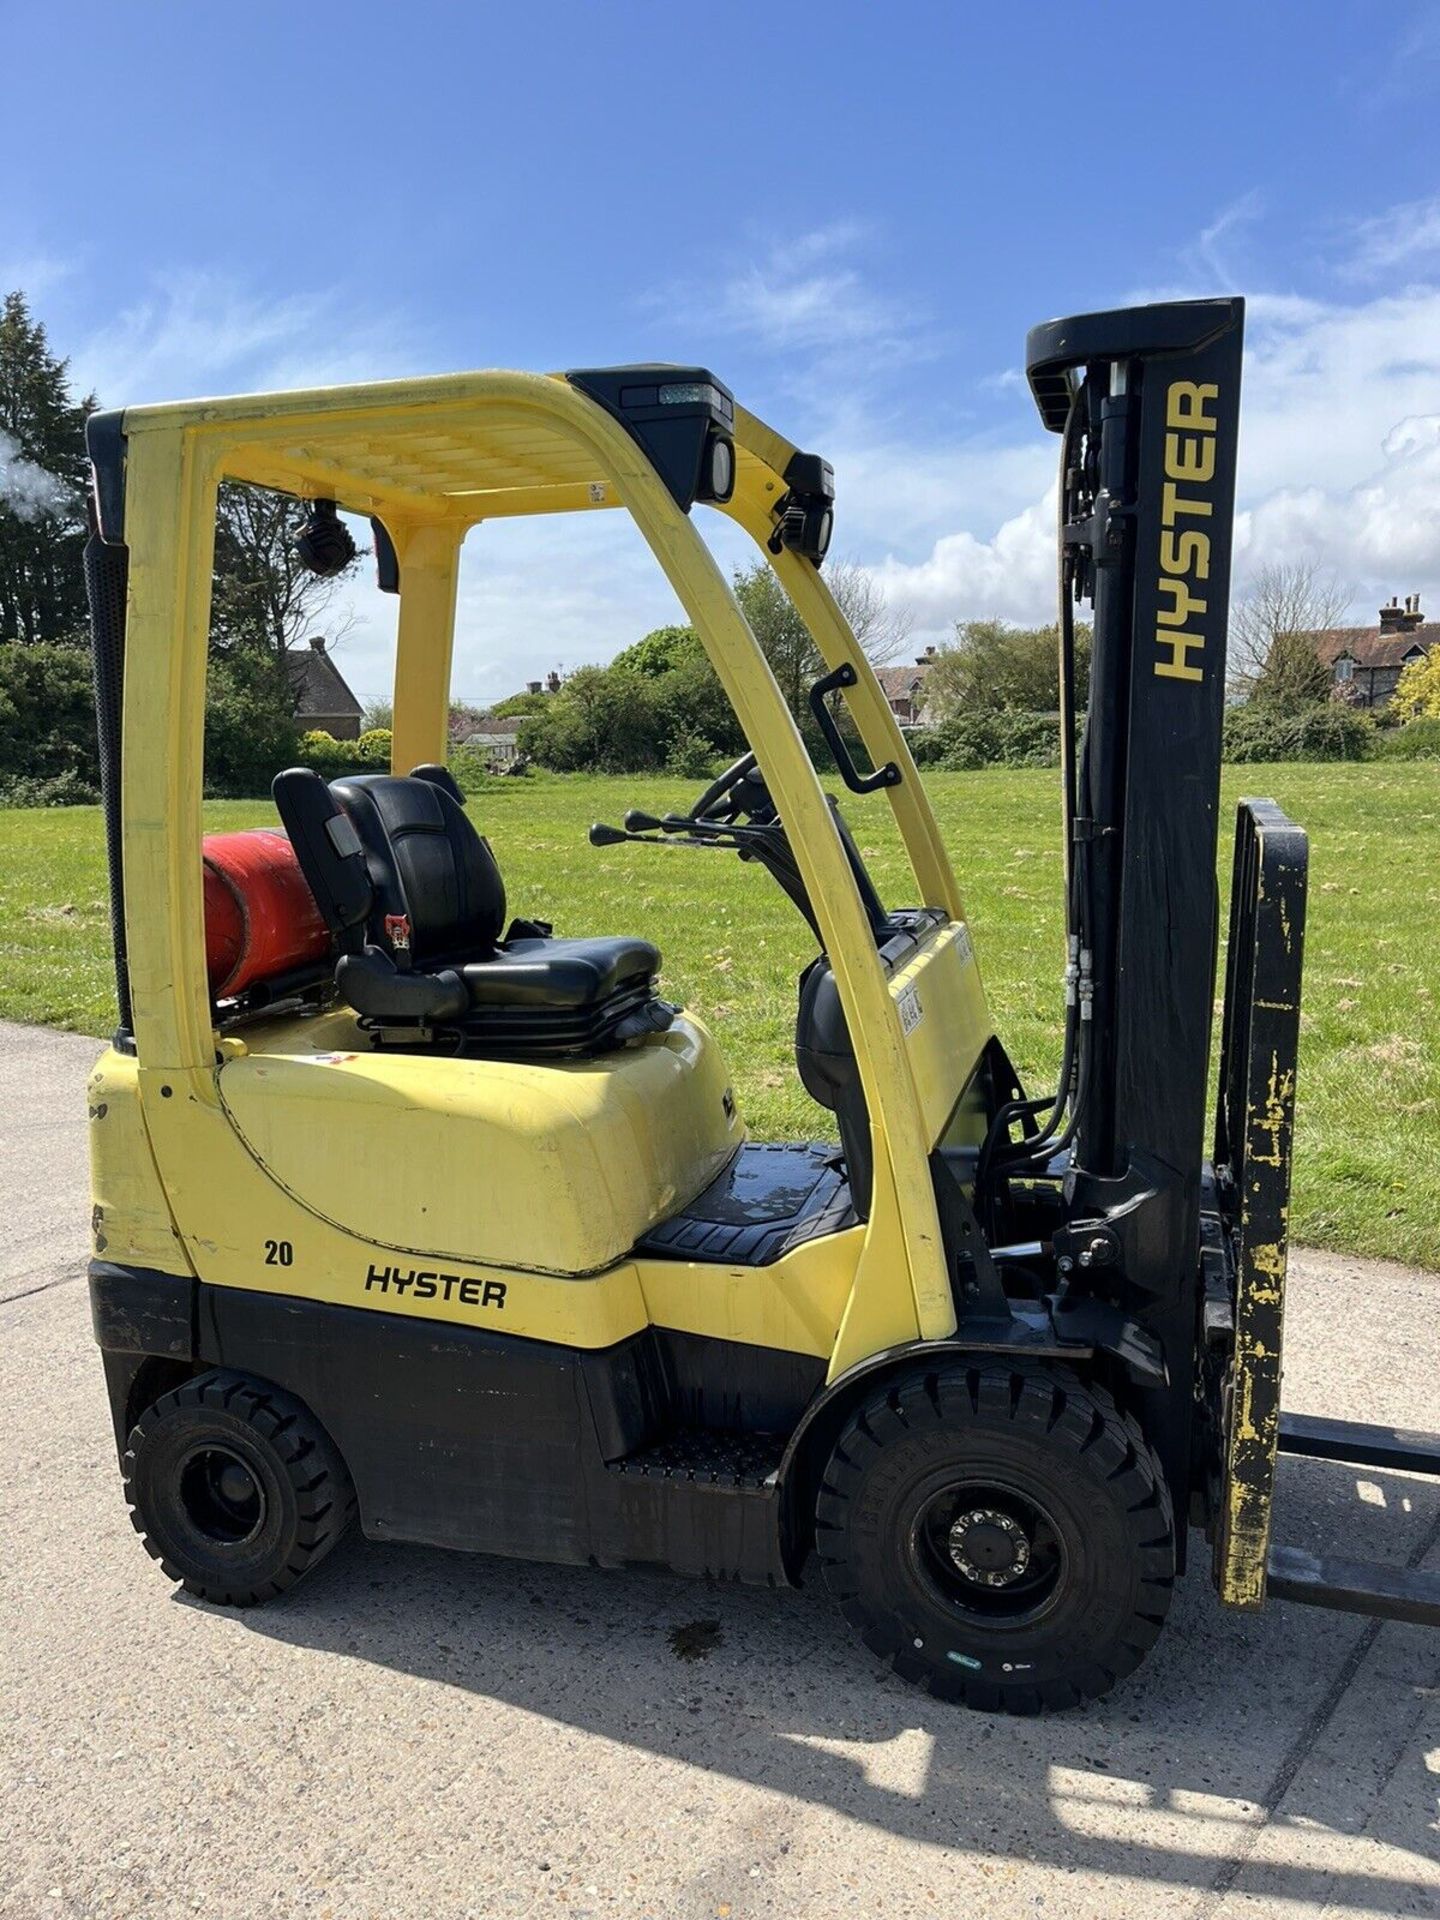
[462,936,660,1011]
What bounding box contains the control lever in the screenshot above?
[623,810,666,833]
[588,822,648,847]
[590,819,730,850]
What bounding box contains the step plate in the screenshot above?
[608,1429,784,1489]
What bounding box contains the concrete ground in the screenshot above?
[1,1018,1436,1920]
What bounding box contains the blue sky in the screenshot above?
[6,0,1440,702]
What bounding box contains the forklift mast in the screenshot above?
[1026,299,1245,1504]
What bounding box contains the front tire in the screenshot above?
[816,1361,1174,1713]
[123,1369,355,1606]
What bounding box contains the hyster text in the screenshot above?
[365,1264,507,1309]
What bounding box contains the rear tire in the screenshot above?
[123,1369,355,1606]
[815,1361,1174,1713]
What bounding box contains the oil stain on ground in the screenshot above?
[668,1619,724,1662]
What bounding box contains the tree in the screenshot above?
[825,558,912,667]
[1250,625,1335,709]
[613,624,700,677]
[0,291,93,645]
[1394,647,1440,720]
[516,665,665,773]
[204,650,300,798]
[484,689,552,718]
[0,639,99,798]
[731,557,911,721]
[1229,561,1351,705]
[925,619,1092,720]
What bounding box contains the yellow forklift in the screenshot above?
[83,299,1440,1714]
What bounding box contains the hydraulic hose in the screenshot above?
[977,386,1090,1194]
[1057,389,1084,908]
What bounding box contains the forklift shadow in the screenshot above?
[237,1455,1439,1905]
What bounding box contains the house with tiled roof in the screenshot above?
[1312,597,1436,709]
[875,646,939,727]
[286,636,363,739]
[456,712,525,765]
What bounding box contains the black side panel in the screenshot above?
[201,1284,589,1560]
[654,1330,825,1436]
[90,1261,196,1357]
[196,1284,790,1584]
[89,1262,200,1453]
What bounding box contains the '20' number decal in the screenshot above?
[264,1239,294,1268]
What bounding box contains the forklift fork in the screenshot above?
[1214,799,1440,1625]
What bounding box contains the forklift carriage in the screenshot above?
[83,300,1440,1714]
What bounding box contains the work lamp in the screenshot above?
[768,452,835,566]
[295,499,357,577]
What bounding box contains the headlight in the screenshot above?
[703,434,735,504]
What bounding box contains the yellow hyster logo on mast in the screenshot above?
[1154,380,1220,683]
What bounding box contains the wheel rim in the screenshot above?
[176,1445,266,1546]
[909,1478,1068,1627]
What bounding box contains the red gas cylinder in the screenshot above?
[202,829,331,999]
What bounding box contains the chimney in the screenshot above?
[916,644,937,665]
[1379,594,1424,633]
[546,669,562,693]
[308,635,327,651]
[526,680,542,696]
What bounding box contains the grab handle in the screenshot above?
[807,663,901,795]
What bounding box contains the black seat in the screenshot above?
[273,766,670,1052]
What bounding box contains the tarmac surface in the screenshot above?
[2,1017,1437,1919]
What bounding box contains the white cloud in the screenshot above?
[1237,409,1440,597]
[1189,190,1265,289]
[868,489,1059,634]
[864,276,1440,642]
[69,270,427,408]
[647,223,938,397]
[1341,195,1440,281]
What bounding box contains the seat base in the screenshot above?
[336,933,669,1055]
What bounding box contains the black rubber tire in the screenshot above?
[122,1369,355,1607]
[815,1361,1175,1714]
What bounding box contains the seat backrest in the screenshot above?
[330,773,506,963]
[272,767,373,951]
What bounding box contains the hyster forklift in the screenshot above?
[84,298,1440,1715]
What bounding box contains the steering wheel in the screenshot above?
[689,750,760,823]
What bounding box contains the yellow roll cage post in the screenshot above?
[108,369,980,1382]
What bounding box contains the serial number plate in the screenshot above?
[897,984,924,1034]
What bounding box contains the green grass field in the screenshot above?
[2,763,1436,1267]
